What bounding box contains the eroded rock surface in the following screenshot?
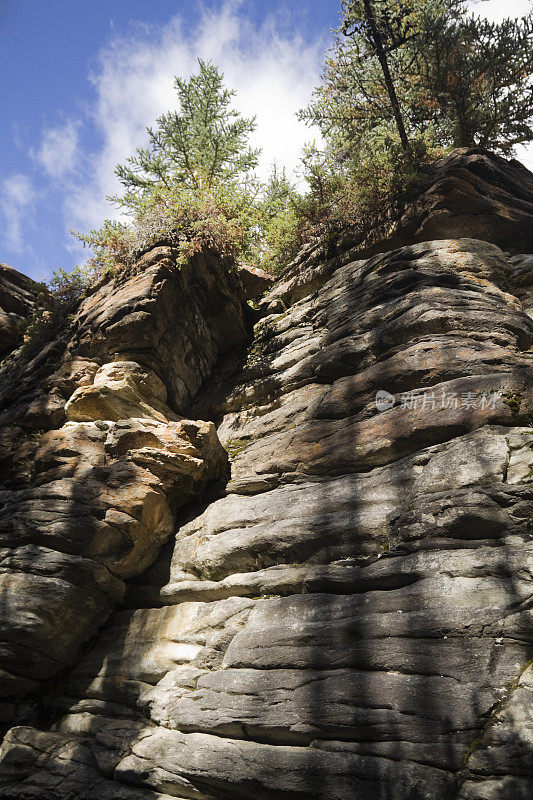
[267,147,533,311]
[0,152,532,799]
[0,248,246,722]
[0,264,37,358]
[236,264,274,300]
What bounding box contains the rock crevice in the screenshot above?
[0,150,532,799]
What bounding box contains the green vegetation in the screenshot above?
[250,164,302,273]
[28,2,533,335]
[302,1,533,155]
[73,60,290,276]
[113,59,259,197]
[296,0,533,242]
[225,436,253,460]
[288,136,432,249]
[20,265,93,355]
[502,392,523,415]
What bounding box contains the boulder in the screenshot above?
[237,264,274,300]
[65,361,180,422]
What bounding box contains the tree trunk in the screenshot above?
[362,0,410,151]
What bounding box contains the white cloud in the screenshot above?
[62,0,533,241]
[467,0,532,22]
[64,2,326,233]
[1,174,37,252]
[515,143,533,173]
[35,120,79,179]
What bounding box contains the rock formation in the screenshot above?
[0,264,37,358]
[0,149,532,799]
[236,265,274,301]
[0,249,246,719]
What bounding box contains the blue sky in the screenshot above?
[1,0,531,281]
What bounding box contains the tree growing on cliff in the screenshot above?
[301,0,533,155]
[74,61,264,271]
[343,0,412,150]
[415,11,533,153]
[111,59,260,208]
[250,164,302,271]
[290,0,533,251]
[74,61,302,274]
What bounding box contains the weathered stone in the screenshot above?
[1,150,532,799]
[0,246,245,717]
[0,264,36,358]
[65,361,180,422]
[237,264,274,300]
[261,149,533,311]
[0,415,226,697]
[72,247,247,408]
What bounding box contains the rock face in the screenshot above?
[273,147,533,312]
[392,147,533,254]
[0,150,532,800]
[0,248,246,722]
[237,264,274,300]
[0,264,37,358]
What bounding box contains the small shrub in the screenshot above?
[290,131,444,250]
[502,392,523,415]
[71,220,131,277]
[20,265,93,356]
[72,181,263,276]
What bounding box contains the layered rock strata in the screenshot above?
[0,249,247,722]
[0,151,532,800]
[0,264,37,357]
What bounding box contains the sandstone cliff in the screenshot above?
[0,148,532,800]
[0,264,38,358]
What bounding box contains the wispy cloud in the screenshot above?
[467,0,532,22]
[63,2,326,234]
[0,174,37,252]
[34,120,79,179]
[50,0,533,253]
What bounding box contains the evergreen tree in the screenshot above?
[76,62,306,275]
[112,59,260,207]
[415,12,533,152]
[300,0,533,156]
[260,163,296,222]
[355,0,410,150]
[251,163,301,270]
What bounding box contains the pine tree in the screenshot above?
[74,61,265,274]
[356,0,410,150]
[112,59,260,207]
[300,0,533,156]
[415,12,533,152]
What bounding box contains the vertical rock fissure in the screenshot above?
[0,150,532,799]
